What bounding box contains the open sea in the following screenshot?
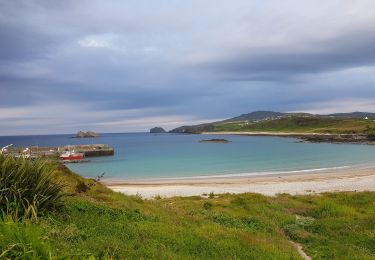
[1,133,375,180]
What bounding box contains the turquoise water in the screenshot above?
[1,133,375,180]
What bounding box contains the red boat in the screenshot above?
[60,151,85,162]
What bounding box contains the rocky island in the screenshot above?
[150,127,166,133]
[75,131,99,138]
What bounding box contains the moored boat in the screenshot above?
[60,151,85,162]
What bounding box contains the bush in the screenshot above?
[0,155,65,220]
[203,202,212,210]
[367,132,375,140]
[365,126,375,140]
[75,181,90,193]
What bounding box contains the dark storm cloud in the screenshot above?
[199,29,375,81]
[0,25,54,61]
[0,70,217,112]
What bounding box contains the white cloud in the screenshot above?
[77,33,120,50]
[78,38,109,48]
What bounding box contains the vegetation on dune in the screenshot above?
[1,157,375,259]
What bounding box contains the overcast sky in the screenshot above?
[1,0,375,135]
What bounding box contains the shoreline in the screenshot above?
[201,131,324,136]
[103,165,375,198]
[201,131,375,145]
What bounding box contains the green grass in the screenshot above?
[212,117,375,134]
[0,220,53,259]
[1,161,375,259]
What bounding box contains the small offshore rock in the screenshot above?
[199,139,230,143]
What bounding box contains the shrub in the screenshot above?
[0,155,65,220]
[75,181,90,193]
[203,202,212,210]
[365,126,375,140]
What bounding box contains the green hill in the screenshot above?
[213,117,375,134]
[170,111,375,134]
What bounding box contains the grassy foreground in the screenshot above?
[1,161,375,259]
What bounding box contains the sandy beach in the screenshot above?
[103,165,375,199]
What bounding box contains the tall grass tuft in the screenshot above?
[0,220,53,259]
[0,155,64,220]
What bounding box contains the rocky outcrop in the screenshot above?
[75,131,99,138]
[300,134,375,144]
[150,127,166,133]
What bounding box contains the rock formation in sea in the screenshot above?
[75,131,99,138]
[199,139,230,143]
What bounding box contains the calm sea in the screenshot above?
[1,133,375,180]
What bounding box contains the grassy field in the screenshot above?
[212,117,375,134]
[1,161,375,259]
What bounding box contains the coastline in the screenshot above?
[201,131,375,144]
[201,131,323,136]
[103,165,375,198]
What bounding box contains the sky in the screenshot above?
[1,0,375,135]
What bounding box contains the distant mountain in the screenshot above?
[328,112,375,119]
[223,111,318,123]
[223,111,285,122]
[170,111,290,133]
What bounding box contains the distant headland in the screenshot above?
[168,110,375,144]
[150,127,166,133]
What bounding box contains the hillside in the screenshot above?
[1,160,375,259]
[329,112,375,119]
[170,111,375,135]
[222,111,285,122]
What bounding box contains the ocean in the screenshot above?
[1,133,374,180]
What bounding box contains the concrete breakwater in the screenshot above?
[3,144,114,158]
